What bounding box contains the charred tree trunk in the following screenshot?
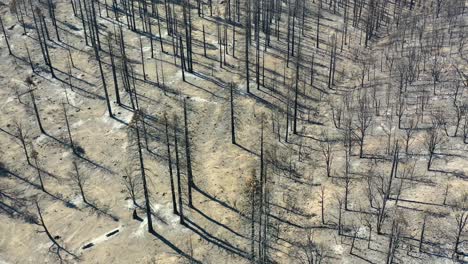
[30,91,46,134]
[183,99,193,208]
[230,83,236,145]
[165,115,178,215]
[63,104,76,154]
[0,16,12,55]
[135,114,154,233]
[174,117,185,225]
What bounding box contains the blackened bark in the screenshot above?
[165,114,178,214]
[174,117,185,225]
[183,99,193,208]
[30,91,46,134]
[135,115,154,233]
[230,83,236,144]
[0,16,12,55]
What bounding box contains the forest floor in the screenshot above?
[0,0,467,263]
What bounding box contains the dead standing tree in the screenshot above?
[230,83,237,145]
[121,166,142,208]
[319,186,326,225]
[31,149,46,193]
[377,142,400,234]
[430,56,444,95]
[0,15,12,55]
[402,117,418,154]
[452,198,468,259]
[293,41,301,135]
[297,230,329,264]
[386,215,406,264]
[244,0,251,93]
[424,120,445,171]
[62,103,80,155]
[319,130,334,177]
[355,95,373,158]
[14,121,31,165]
[249,169,257,262]
[128,110,154,233]
[70,161,89,205]
[26,78,46,135]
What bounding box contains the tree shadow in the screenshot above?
[429,168,467,179]
[233,142,258,156]
[268,201,317,218]
[193,184,245,218]
[350,251,377,264]
[267,212,305,229]
[389,197,448,208]
[149,229,202,263]
[83,199,119,222]
[184,217,249,259]
[191,205,247,239]
[75,152,114,174]
[4,168,41,189]
[0,189,38,224]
